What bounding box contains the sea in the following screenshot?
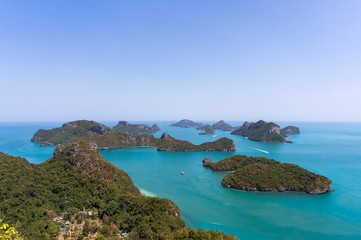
[1,121,361,240]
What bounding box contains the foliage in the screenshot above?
[31,120,234,152]
[198,125,215,135]
[112,121,160,134]
[166,228,239,240]
[212,120,233,131]
[0,142,185,239]
[204,155,332,194]
[231,120,288,143]
[170,120,203,128]
[156,134,235,152]
[0,219,23,240]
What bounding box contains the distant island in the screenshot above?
[112,120,160,134]
[0,142,238,239]
[203,155,332,194]
[170,119,203,128]
[231,120,300,143]
[157,133,234,151]
[196,124,215,135]
[212,120,234,131]
[31,120,235,152]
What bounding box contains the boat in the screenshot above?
[181,171,184,175]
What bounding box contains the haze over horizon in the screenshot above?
[1,1,361,122]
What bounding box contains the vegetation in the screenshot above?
[112,121,160,135]
[0,143,185,239]
[157,133,235,152]
[203,155,332,194]
[170,119,203,128]
[31,120,236,152]
[231,120,290,143]
[1,142,239,239]
[212,120,234,131]
[197,125,215,135]
[166,228,239,240]
[0,219,23,240]
[281,126,300,135]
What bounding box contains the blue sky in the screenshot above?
[1,0,360,122]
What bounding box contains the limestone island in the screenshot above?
[31,120,236,152]
[0,141,238,239]
[203,155,332,194]
[196,124,215,135]
[212,120,234,131]
[170,119,203,128]
[231,120,300,143]
[157,133,234,151]
[281,125,300,135]
[112,120,160,134]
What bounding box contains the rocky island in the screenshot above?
[157,133,235,151]
[212,120,234,131]
[0,142,238,239]
[112,121,160,134]
[170,119,203,128]
[281,125,300,135]
[203,155,332,194]
[231,120,300,143]
[196,124,215,135]
[31,120,236,152]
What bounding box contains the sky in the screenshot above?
[1,0,361,122]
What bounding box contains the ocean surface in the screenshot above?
[1,121,361,239]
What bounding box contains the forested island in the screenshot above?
[212,120,234,131]
[231,120,300,143]
[170,119,203,128]
[0,142,238,239]
[112,121,160,134]
[196,124,215,135]
[203,155,332,194]
[31,120,236,152]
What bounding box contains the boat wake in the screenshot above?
[249,147,269,154]
[139,188,158,197]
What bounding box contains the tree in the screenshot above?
[0,219,23,240]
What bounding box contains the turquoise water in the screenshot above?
[1,121,361,239]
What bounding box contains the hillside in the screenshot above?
[156,133,235,151]
[197,124,215,135]
[212,120,234,131]
[170,119,203,128]
[231,120,289,143]
[0,142,187,239]
[203,155,332,194]
[32,120,235,152]
[112,121,161,134]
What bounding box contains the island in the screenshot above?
[196,124,215,135]
[157,133,235,151]
[0,142,238,239]
[281,125,300,135]
[212,120,234,131]
[31,120,236,152]
[231,120,299,143]
[203,155,332,194]
[170,119,203,128]
[112,120,160,134]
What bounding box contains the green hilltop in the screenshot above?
[0,142,238,240]
[112,121,161,134]
[31,120,236,152]
[203,155,332,194]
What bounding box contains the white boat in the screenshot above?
[181,171,184,175]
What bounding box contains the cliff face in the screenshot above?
[203,155,332,194]
[112,121,161,134]
[231,120,288,143]
[170,119,203,128]
[212,120,234,131]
